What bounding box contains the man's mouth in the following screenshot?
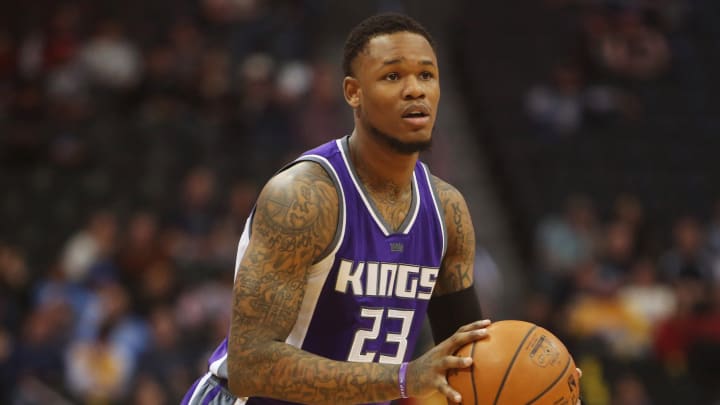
[402,106,431,127]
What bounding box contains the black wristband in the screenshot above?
[427,286,483,343]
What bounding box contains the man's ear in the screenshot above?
[343,76,361,108]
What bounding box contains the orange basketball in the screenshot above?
[447,320,580,405]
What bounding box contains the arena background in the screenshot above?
[1,0,719,404]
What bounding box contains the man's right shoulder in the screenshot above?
[252,161,339,257]
[264,160,336,195]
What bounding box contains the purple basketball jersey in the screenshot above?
[205,136,447,405]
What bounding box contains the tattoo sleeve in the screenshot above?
[227,162,401,404]
[432,176,476,296]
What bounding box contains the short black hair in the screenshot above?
[342,13,436,77]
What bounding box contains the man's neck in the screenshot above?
[347,130,417,199]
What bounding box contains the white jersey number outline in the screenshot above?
[348,308,414,364]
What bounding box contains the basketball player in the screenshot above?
[182,13,490,405]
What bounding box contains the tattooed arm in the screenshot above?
[227,161,399,404]
[422,176,486,343]
[432,176,476,295]
[227,163,488,404]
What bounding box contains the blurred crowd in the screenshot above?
[525,0,716,137]
[0,0,350,403]
[530,192,720,405]
[518,1,720,404]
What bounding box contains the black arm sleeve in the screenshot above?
[426,286,483,343]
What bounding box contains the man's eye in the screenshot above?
[420,71,434,80]
[385,72,400,81]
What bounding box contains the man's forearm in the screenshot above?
[228,341,402,404]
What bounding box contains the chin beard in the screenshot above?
[367,124,433,155]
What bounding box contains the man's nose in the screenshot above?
[402,76,425,99]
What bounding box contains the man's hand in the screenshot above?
[576,367,583,405]
[406,319,492,403]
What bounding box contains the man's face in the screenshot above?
[347,32,440,153]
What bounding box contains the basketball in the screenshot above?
[447,320,580,405]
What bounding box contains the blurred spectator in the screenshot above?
[568,261,651,358]
[15,298,73,392]
[653,277,720,403]
[536,194,598,275]
[658,216,713,282]
[525,63,584,136]
[276,60,312,104]
[196,48,232,104]
[653,277,708,367]
[612,193,643,233]
[74,280,149,353]
[600,10,671,81]
[598,220,636,281]
[68,281,150,402]
[525,62,626,137]
[80,19,142,90]
[575,5,671,82]
[132,260,180,316]
[116,211,165,284]
[172,166,218,236]
[60,210,118,283]
[136,306,194,402]
[611,193,658,258]
[65,320,132,402]
[618,258,676,331]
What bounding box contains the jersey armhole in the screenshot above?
[421,163,448,260]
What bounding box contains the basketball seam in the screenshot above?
[524,356,571,405]
[470,341,478,405]
[492,325,537,405]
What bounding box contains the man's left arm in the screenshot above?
[427,176,485,343]
[429,177,583,402]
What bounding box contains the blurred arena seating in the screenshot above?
[452,1,720,404]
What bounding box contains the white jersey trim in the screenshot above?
[337,138,420,236]
[285,153,347,347]
[233,217,253,281]
[188,372,213,404]
[421,163,448,259]
[401,171,421,234]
